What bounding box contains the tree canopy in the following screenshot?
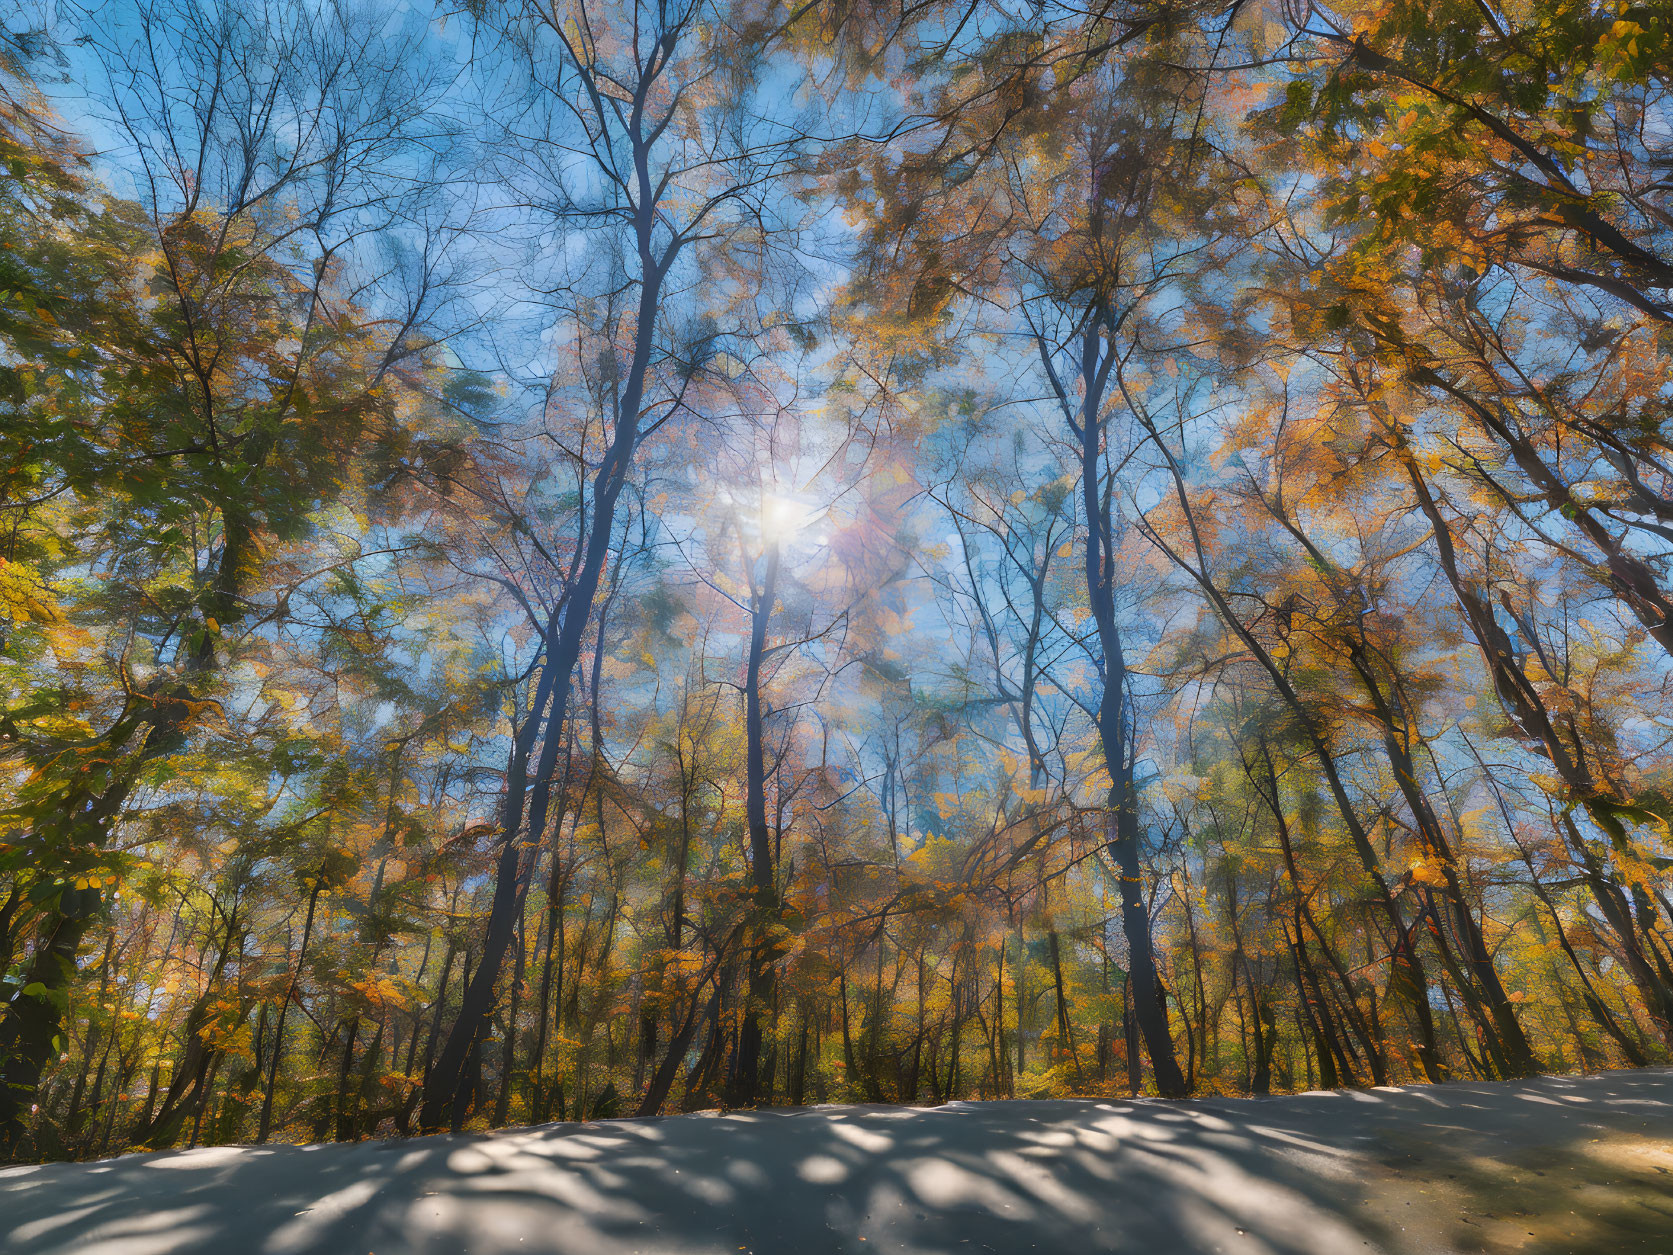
[3,0,1672,1161]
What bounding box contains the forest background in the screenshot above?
[3,0,1673,1162]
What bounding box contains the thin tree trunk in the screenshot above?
[1137,418,1445,1082]
[259,868,325,1143]
[418,181,679,1129]
[732,540,781,1106]
[1046,929,1083,1085]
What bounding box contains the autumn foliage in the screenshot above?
[2,0,1672,1161]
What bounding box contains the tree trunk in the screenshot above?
[259,869,325,1143]
[417,190,676,1130]
[731,540,781,1107]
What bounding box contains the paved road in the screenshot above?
[4,1069,1670,1254]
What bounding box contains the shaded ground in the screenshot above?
[3,1069,1670,1255]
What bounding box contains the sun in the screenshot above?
[760,491,817,539]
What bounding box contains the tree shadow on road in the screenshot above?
[3,1068,1669,1255]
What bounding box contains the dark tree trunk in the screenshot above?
[730,541,781,1107]
[259,868,324,1143]
[1138,419,1447,1083]
[1122,974,1142,1094]
[417,180,678,1130]
[1046,929,1083,1085]
[493,909,528,1128]
[1401,449,1673,1043]
[1345,641,1537,1076]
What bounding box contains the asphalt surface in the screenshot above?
[3,1068,1670,1254]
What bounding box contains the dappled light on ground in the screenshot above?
[3,1069,1670,1254]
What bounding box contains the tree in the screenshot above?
[417,0,826,1129]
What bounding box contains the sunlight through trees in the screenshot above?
[2,0,1672,1161]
